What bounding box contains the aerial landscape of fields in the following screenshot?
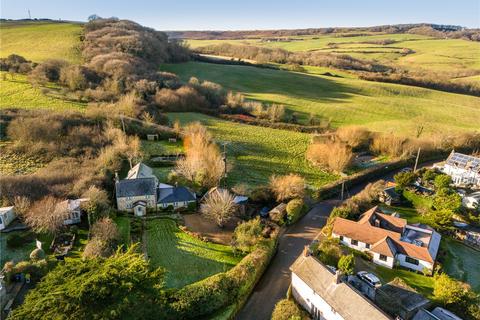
[1,1,480,319]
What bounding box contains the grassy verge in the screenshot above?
[145,219,241,288]
[167,112,338,188]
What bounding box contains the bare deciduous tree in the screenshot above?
[91,218,120,243]
[174,123,224,188]
[269,174,305,202]
[336,126,370,149]
[307,141,353,172]
[200,189,237,228]
[25,196,68,234]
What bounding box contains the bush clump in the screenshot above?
[271,299,308,320]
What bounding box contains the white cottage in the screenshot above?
[0,206,16,231]
[290,253,391,320]
[55,198,89,225]
[332,206,441,272]
[441,151,480,187]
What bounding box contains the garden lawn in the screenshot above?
[167,112,338,188]
[145,219,241,288]
[441,237,480,293]
[0,231,36,266]
[162,62,480,135]
[114,216,131,246]
[0,21,82,63]
[0,73,86,111]
[373,264,435,299]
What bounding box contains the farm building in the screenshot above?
[55,198,89,225]
[116,162,196,215]
[439,151,480,187]
[0,206,16,231]
[290,252,390,320]
[332,206,441,272]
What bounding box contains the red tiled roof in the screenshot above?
[333,217,401,245]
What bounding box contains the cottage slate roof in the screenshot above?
[290,255,391,320]
[116,177,157,197]
[158,186,195,204]
[126,163,155,180]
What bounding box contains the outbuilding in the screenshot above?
[0,206,16,231]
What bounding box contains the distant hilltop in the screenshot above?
[166,23,471,40]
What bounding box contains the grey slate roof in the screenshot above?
[127,163,155,180]
[116,177,157,197]
[291,255,391,320]
[158,186,195,204]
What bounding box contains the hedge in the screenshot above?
[286,199,306,224]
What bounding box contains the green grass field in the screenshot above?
[167,112,338,188]
[0,73,86,111]
[0,142,46,175]
[0,21,82,63]
[145,219,241,288]
[163,62,480,135]
[187,33,480,81]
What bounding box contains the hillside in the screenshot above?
[162,61,480,135]
[187,33,480,83]
[0,21,82,63]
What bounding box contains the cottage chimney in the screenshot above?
[303,245,310,257]
[115,172,120,183]
[334,270,343,285]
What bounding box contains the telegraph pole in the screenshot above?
[222,142,227,188]
[414,147,421,172]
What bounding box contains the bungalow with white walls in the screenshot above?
[332,206,441,272]
[290,253,391,320]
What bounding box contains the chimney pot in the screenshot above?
[334,270,343,284]
[303,245,310,257]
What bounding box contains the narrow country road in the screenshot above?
[236,162,434,320]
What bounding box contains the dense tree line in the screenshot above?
[169,24,479,42]
[196,43,391,73]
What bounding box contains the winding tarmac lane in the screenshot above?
[236,164,432,320]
